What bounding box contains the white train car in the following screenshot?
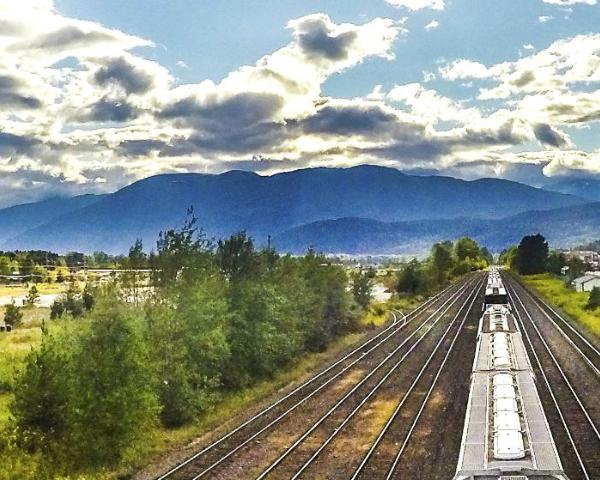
[453,270,567,480]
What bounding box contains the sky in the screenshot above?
[1,0,600,208]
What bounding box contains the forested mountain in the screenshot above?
[0,165,589,253]
[274,202,600,254]
[0,195,104,246]
[543,177,600,202]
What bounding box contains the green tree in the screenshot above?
[4,300,23,327]
[431,241,455,285]
[547,251,567,275]
[0,255,12,276]
[455,237,481,261]
[586,286,600,310]
[351,269,373,309]
[67,302,157,467]
[25,285,40,307]
[396,259,427,295]
[11,323,70,456]
[515,234,549,275]
[216,231,259,282]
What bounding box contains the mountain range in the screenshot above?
[0,165,596,255]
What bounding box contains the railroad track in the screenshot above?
[350,276,483,480]
[156,274,479,480]
[508,275,600,376]
[507,281,600,480]
[251,276,484,480]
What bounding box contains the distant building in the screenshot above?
[565,250,600,270]
[572,274,600,292]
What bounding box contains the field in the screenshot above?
[520,273,600,338]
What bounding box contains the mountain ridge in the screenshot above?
[0,165,590,254]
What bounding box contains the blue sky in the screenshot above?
[1,0,599,207]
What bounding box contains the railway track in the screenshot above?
[349,276,483,480]
[156,274,480,480]
[507,280,600,480]
[251,277,484,480]
[508,275,600,376]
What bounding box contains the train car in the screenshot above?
[454,270,567,480]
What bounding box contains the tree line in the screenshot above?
[500,233,600,311]
[5,215,363,476]
[395,237,492,295]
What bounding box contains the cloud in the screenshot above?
[538,15,554,23]
[425,20,440,30]
[533,123,570,148]
[93,57,154,94]
[542,0,596,5]
[439,59,498,80]
[0,74,42,109]
[84,97,139,123]
[386,0,445,10]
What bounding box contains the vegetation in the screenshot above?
[521,274,600,338]
[395,237,490,296]
[587,286,600,311]
[3,301,23,328]
[1,217,363,478]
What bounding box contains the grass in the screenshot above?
[0,283,67,297]
[520,273,600,339]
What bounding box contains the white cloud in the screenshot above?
[542,0,596,5]
[425,20,440,30]
[386,0,444,11]
[439,59,501,80]
[538,15,554,23]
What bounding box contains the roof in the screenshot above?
[572,274,600,284]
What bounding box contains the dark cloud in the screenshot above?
[0,75,42,109]
[13,26,118,55]
[85,97,138,122]
[301,104,399,137]
[295,16,358,61]
[533,123,568,147]
[367,139,451,161]
[93,57,153,94]
[119,139,168,156]
[160,92,284,130]
[510,70,535,88]
[0,131,39,156]
[458,121,529,147]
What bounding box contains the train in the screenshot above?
[453,267,567,480]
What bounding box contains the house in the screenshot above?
[572,274,600,292]
[565,250,600,270]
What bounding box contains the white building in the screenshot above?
[572,274,600,292]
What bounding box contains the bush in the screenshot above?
[4,301,23,327]
[587,286,600,310]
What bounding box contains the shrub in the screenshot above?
[586,286,600,310]
[4,301,23,327]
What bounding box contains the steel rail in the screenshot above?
[350,276,482,480]
[508,276,600,377]
[155,276,467,480]
[254,275,480,480]
[187,278,474,479]
[508,284,592,480]
[380,279,481,480]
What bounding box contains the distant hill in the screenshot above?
[0,195,104,246]
[274,202,600,255]
[544,178,600,202]
[0,165,588,254]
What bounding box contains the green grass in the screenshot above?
[520,273,600,339]
[0,283,66,297]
